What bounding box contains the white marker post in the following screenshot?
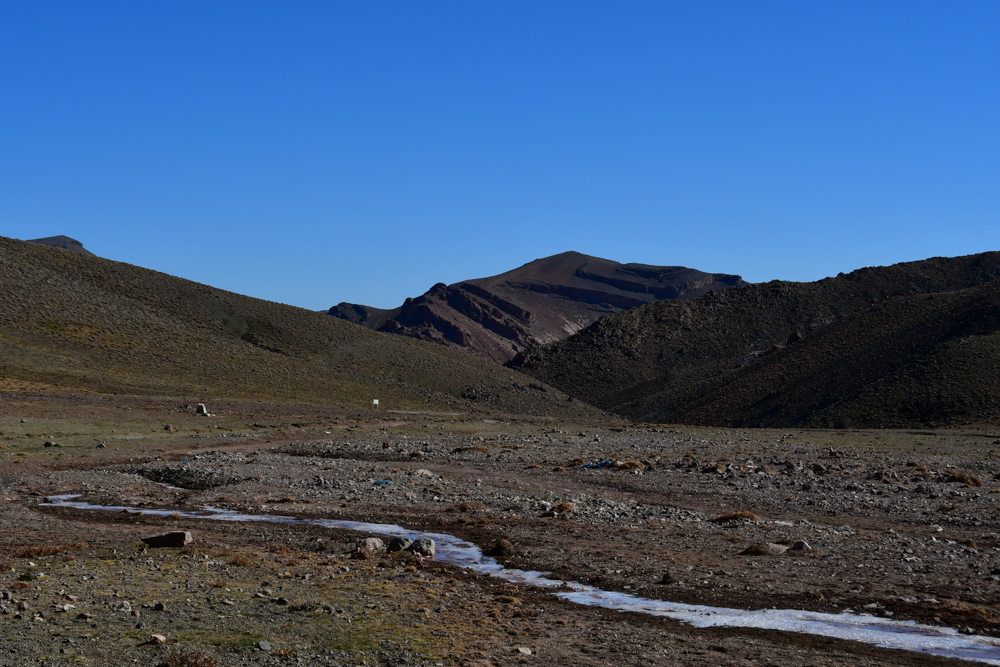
[372,399,379,410]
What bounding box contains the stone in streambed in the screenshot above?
[408,538,436,558]
[387,537,413,553]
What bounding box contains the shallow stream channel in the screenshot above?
[43,494,1000,665]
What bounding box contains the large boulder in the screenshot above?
[141,531,193,548]
[357,537,385,552]
[387,537,413,553]
[408,538,436,558]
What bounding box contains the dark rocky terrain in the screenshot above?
[511,252,1000,428]
[330,251,744,363]
[27,235,95,256]
[0,236,599,420]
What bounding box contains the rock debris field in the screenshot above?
[2,394,1000,665]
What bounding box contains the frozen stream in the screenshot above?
[43,494,1000,664]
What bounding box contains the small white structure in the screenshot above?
[372,399,379,410]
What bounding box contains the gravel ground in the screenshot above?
[2,393,998,665]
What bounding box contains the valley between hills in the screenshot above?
[2,236,1000,666]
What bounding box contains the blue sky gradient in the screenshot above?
[2,2,999,309]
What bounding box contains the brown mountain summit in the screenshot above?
[329,251,744,363]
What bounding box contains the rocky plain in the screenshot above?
[2,391,1000,666]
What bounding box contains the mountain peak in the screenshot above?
[330,251,745,363]
[27,236,95,256]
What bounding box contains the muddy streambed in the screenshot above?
[43,495,1000,665]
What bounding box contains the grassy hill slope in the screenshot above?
[0,236,601,418]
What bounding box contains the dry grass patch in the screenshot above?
[227,553,254,567]
[946,471,983,487]
[449,501,488,513]
[158,652,220,667]
[451,446,489,454]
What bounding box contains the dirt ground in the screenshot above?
[2,390,999,666]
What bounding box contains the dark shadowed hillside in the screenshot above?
[510,252,1000,428]
[0,236,601,418]
[330,251,744,363]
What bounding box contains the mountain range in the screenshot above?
[8,232,1000,429]
[329,251,744,363]
[510,252,1000,428]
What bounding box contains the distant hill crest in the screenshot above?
[329,251,745,363]
[28,235,95,256]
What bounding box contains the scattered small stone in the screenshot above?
[710,510,761,523]
[258,640,272,651]
[274,597,289,606]
[153,602,165,611]
[790,540,812,551]
[517,646,532,655]
[149,634,167,645]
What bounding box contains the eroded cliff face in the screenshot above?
[329,251,744,363]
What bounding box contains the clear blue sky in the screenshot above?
[2,2,999,310]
